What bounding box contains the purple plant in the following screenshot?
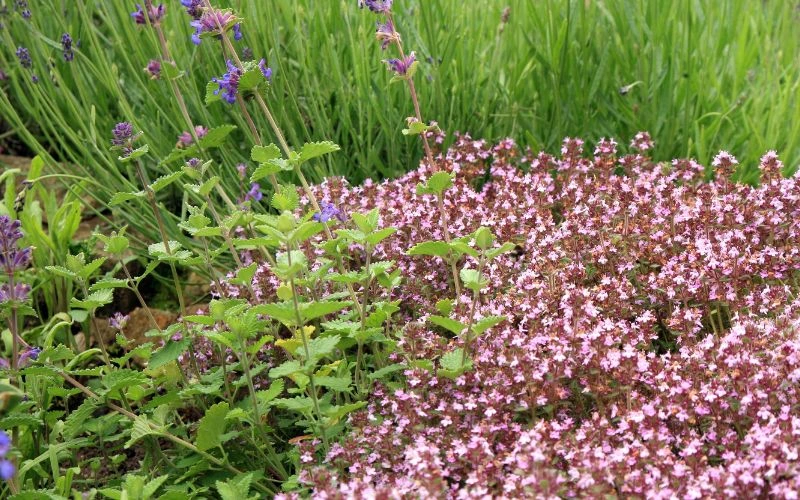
[111,122,134,147]
[243,183,263,204]
[258,59,272,80]
[0,216,31,278]
[212,60,242,104]
[176,125,209,148]
[144,59,161,79]
[359,0,393,14]
[312,202,346,223]
[189,8,239,45]
[375,19,399,50]
[131,3,165,26]
[180,0,203,19]
[109,312,129,330]
[15,47,31,69]
[61,33,74,62]
[383,52,415,76]
[0,430,12,481]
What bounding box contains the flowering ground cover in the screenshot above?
[1,0,800,499]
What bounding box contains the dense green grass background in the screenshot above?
[1,0,798,186]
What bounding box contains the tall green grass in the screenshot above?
[1,0,798,187]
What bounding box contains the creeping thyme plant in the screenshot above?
[0,0,800,499]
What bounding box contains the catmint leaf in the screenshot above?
[251,161,282,182]
[258,379,284,404]
[198,125,237,149]
[436,299,454,316]
[196,402,229,451]
[197,176,220,196]
[269,360,302,379]
[161,61,184,80]
[472,316,506,336]
[474,227,495,250]
[315,374,351,392]
[88,278,128,291]
[149,171,184,193]
[426,172,454,194]
[290,221,324,244]
[142,475,170,498]
[322,401,366,422]
[230,263,258,286]
[437,348,471,379]
[365,227,397,246]
[271,186,300,212]
[450,241,479,258]
[486,242,518,260]
[118,144,149,163]
[428,315,467,336]
[148,338,191,371]
[255,302,299,327]
[102,369,149,396]
[460,269,488,292]
[304,334,341,361]
[45,265,78,280]
[299,141,340,162]
[407,241,450,257]
[251,144,281,163]
[205,81,222,105]
[124,416,162,449]
[401,120,429,136]
[108,191,145,207]
[70,289,114,310]
[368,363,405,381]
[216,473,258,500]
[301,301,351,323]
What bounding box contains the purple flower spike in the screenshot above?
[131,3,165,26]
[232,23,243,41]
[180,0,203,19]
[244,183,263,203]
[313,202,346,223]
[0,283,31,303]
[0,431,11,456]
[61,33,74,62]
[15,47,31,69]
[359,0,393,13]
[212,60,242,104]
[18,346,41,366]
[376,19,399,50]
[109,312,129,330]
[190,8,238,45]
[145,59,161,79]
[111,122,134,146]
[383,51,415,76]
[0,460,14,481]
[258,59,272,80]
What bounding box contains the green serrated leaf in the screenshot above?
[149,171,184,193]
[407,241,451,258]
[108,191,145,207]
[251,144,281,163]
[196,402,229,451]
[428,315,467,336]
[298,141,340,163]
[148,338,191,371]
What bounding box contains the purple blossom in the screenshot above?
[232,23,243,41]
[30,74,38,84]
[190,8,238,45]
[144,59,161,79]
[258,59,272,80]
[131,3,165,26]
[0,431,10,456]
[359,0,392,13]
[15,47,31,68]
[237,163,247,179]
[61,33,74,62]
[0,460,13,481]
[312,202,346,223]
[0,283,31,303]
[176,125,208,148]
[0,216,31,275]
[185,158,202,168]
[18,346,41,366]
[111,122,134,146]
[384,52,416,76]
[212,60,242,104]
[109,312,129,330]
[244,183,263,203]
[180,0,203,19]
[375,19,399,50]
